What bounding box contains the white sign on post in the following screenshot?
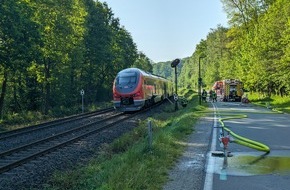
[80,89,84,113]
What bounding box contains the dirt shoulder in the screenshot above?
[163,114,213,190]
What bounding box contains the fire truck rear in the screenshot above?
[212,79,243,102]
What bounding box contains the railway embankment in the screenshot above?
[44,90,206,190]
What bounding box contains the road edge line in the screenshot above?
[203,103,217,190]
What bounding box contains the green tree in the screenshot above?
[0,0,40,117]
[250,0,290,95]
[203,26,229,87]
[132,52,153,72]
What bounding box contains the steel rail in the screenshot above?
[0,108,114,141]
[0,101,165,174]
[0,112,128,174]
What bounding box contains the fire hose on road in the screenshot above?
[218,114,270,153]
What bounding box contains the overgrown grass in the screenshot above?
[45,90,206,190]
[248,93,290,113]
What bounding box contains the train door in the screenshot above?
[163,82,167,98]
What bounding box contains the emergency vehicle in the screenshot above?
[212,79,243,102]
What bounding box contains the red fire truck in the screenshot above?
[212,79,243,102]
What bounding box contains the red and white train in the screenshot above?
[113,68,173,111]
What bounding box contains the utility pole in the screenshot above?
[198,56,205,105]
[171,58,181,111]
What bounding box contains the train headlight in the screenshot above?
[114,93,121,98]
[133,91,141,97]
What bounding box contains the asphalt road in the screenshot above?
[204,101,290,190]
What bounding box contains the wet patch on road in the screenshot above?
[213,150,290,176]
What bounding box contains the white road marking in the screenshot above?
[203,103,218,190]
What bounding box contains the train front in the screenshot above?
[113,68,144,111]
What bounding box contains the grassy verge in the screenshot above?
[0,102,112,132]
[248,93,290,113]
[45,90,206,190]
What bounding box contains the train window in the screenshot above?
[117,73,137,85]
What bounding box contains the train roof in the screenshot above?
[117,68,169,81]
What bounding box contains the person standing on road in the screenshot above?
[209,90,213,102]
[212,91,217,102]
[202,89,207,102]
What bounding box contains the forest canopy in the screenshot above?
[0,0,152,118]
[179,0,289,97]
[1,0,289,120]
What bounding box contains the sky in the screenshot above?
[99,0,228,63]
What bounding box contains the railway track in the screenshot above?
[0,108,116,152]
[0,107,114,141]
[0,108,134,174]
[0,101,166,190]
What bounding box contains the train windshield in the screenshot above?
[116,72,137,85]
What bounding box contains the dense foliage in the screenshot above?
[1,0,289,121]
[153,57,188,81]
[0,0,149,118]
[180,0,290,97]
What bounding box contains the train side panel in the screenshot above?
[113,68,172,112]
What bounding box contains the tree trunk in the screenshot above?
[13,81,22,112]
[70,63,76,105]
[0,70,8,118]
[44,59,51,115]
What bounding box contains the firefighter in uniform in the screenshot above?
[212,91,217,102]
[202,89,207,102]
